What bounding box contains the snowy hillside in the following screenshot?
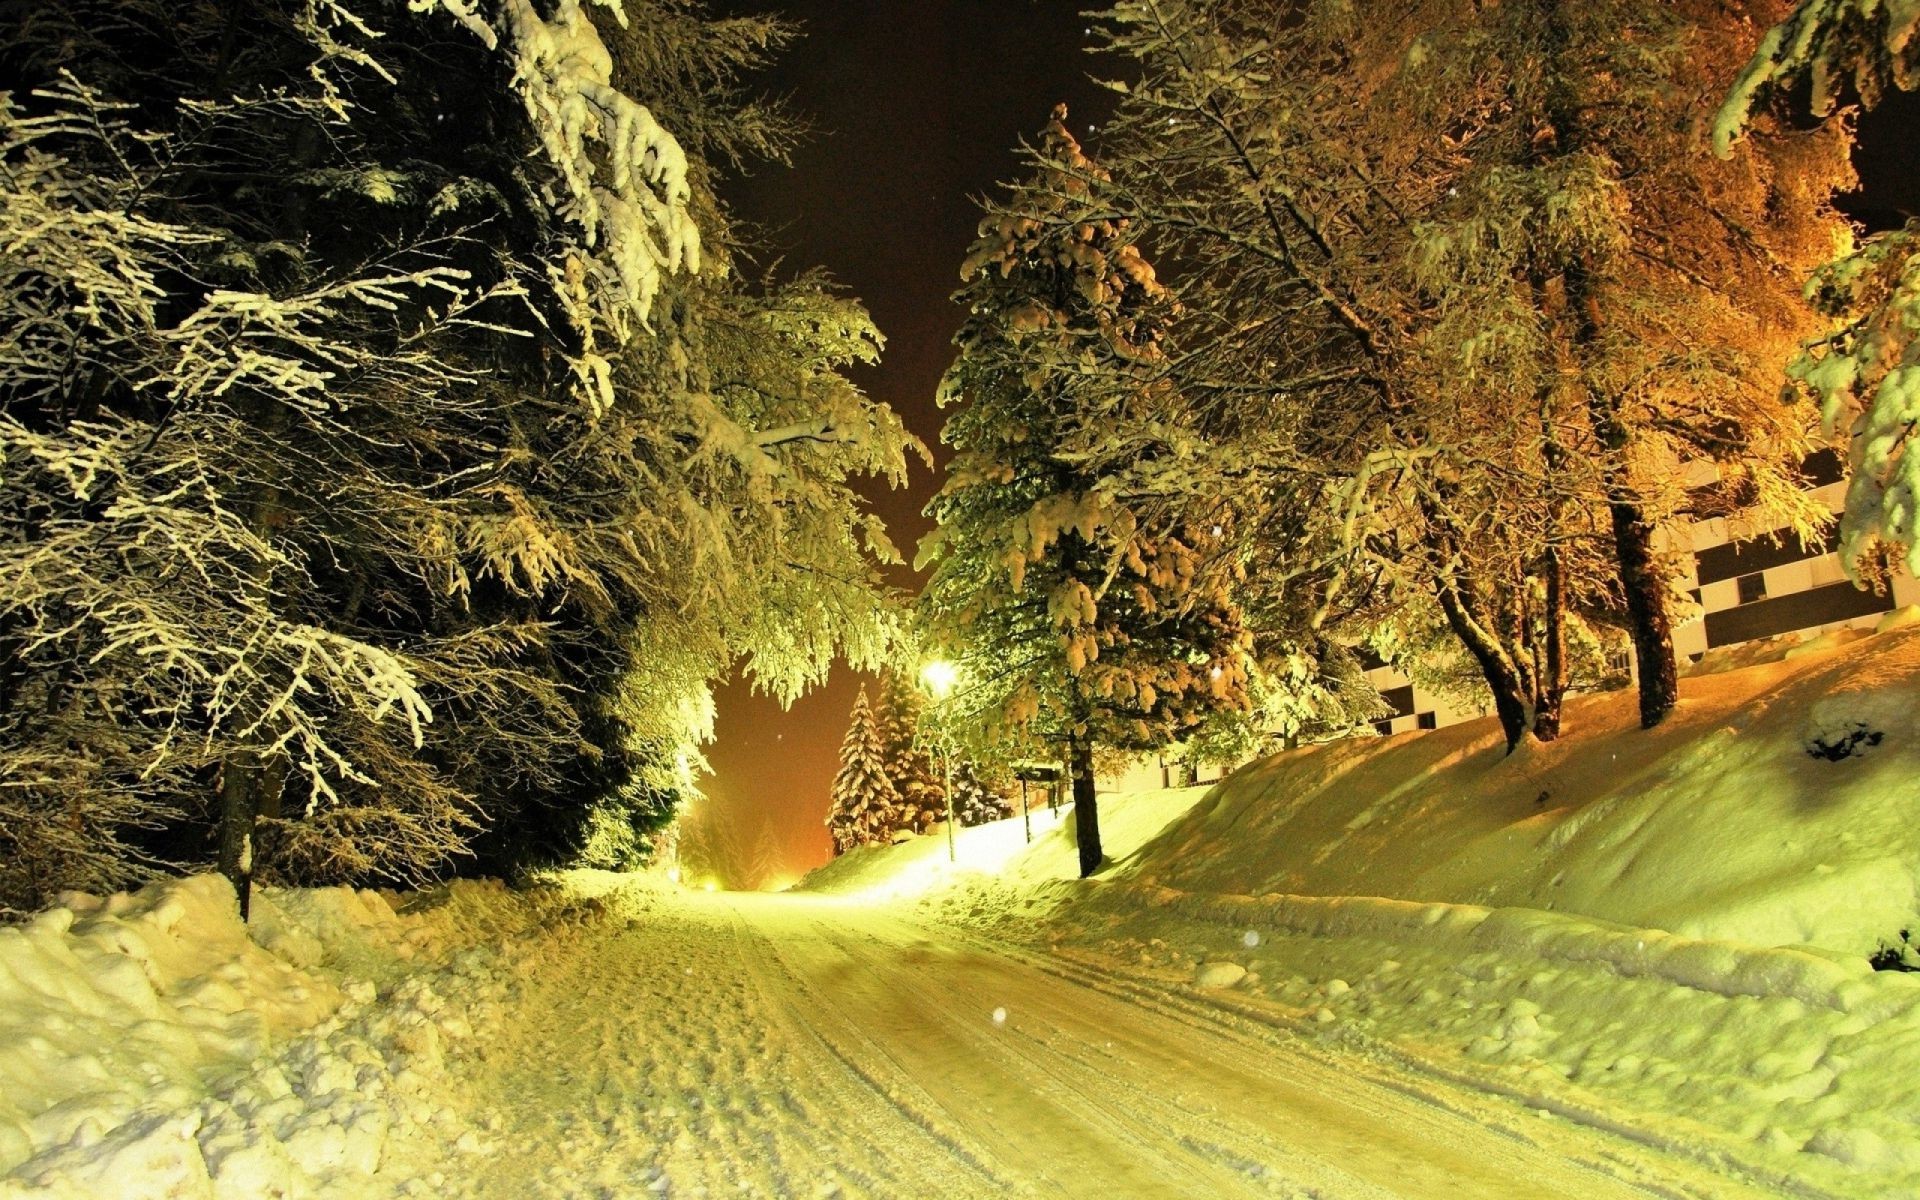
[1126,619,1920,957]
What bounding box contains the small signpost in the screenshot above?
[1012,762,1062,844]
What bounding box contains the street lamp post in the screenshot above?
[919,660,960,863]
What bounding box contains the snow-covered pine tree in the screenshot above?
[1719,2,1920,584]
[949,761,1013,827]
[741,817,788,891]
[826,685,900,854]
[874,671,948,837]
[919,106,1255,877]
[0,0,916,914]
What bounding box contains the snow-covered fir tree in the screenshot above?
[874,672,948,837]
[0,0,914,913]
[949,762,1013,828]
[919,107,1255,877]
[826,686,900,854]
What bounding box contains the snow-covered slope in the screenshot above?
[1122,620,1920,958]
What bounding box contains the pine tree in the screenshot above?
[0,0,915,913]
[874,671,948,837]
[826,686,900,854]
[949,761,1014,827]
[919,107,1255,877]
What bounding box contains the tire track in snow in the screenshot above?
[410,887,1006,1199]
[722,892,1741,1199]
[930,916,1809,1200]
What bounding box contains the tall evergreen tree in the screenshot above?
[0,0,914,913]
[873,671,948,836]
[919,107,1255,877]
[826,685,899,854]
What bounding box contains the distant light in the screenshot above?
[921,659,960,699]
[667,867,682,884]
[702,880,719,893]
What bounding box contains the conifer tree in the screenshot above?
[919,107,1255,877]
[950,762,1014,827]
[0,0,914,913]
[826,685,899,854]
[874,671,948,836]
[1720,1,1920,583]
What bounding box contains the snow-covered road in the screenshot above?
[403,886,1778,1199]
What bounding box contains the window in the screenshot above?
[1736,572,1768,605]
[1416,712,1438,731]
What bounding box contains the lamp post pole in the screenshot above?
[941,740,957,863]
[919,660,961,864]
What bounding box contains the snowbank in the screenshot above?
[1124,625,1920,958]
[797,784,1213,900]
[0,874,546,1199]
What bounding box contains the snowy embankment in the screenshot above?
[0,874,557,1199]
[807,616,1920,1197]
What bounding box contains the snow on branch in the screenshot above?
[1794,226,1920,577]
[413,0,703,358]
[1715,0,1920,155]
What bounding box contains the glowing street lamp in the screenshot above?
[920,659,958,700]
[919,659,961,862]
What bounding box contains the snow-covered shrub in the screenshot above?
[1801,690,1915,761]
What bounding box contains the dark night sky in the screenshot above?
[692,4,1920,881]
[697,2,1115,875]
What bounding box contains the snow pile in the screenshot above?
[0,875,542,1200]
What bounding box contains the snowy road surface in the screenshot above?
[401,886,1780,1199]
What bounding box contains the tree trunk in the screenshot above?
[217,754,261,920]
[1534,541,1568,742]
[1535,423,1571,743]
[1434,578,1532,751]
[1068,734,1102,878]
[1424,506,1539,751]
[1539,3,1678,730]
[1608,486,1678,727]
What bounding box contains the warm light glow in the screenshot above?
[702,880,719,893]
[666,867,682,885]
[920,659,959,699]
